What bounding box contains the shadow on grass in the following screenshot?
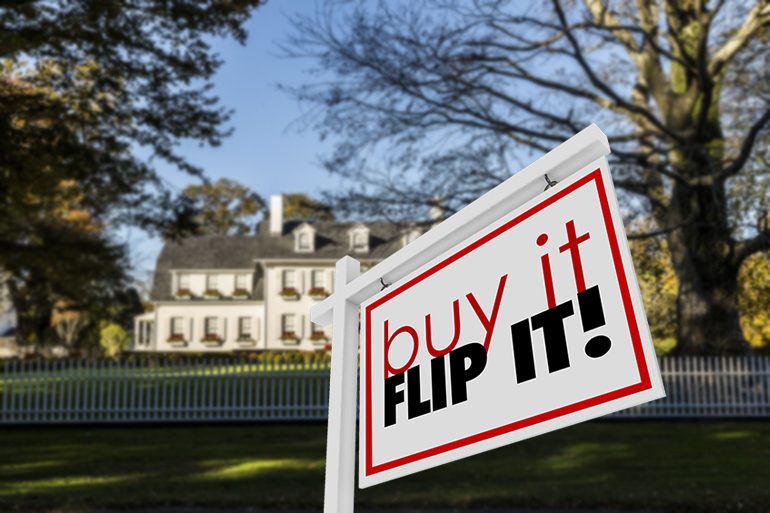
[0,422,768,512]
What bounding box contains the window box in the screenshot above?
[280,332,299,344]
[310,332,329,343]
[200,334,223,346]
[308,288,329,300]
[203,289,221,299]
[175,289,192,300]
[279,287,300,300]
[166,335,187,347]
[236,337,256,347]
[232,289,250,299]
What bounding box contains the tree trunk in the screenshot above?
[7,279,53,347]
[664,180,753,355]
[671,258,750,355]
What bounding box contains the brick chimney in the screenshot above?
[270,194,283,236]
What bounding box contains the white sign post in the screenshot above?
[312,125,664,510]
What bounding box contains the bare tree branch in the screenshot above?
[710,0,770,77]
[721,107,770,178]
[556,0,682,142]
[734,227,770,265]
[627,220,692,240]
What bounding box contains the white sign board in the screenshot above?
[359,158,664,488]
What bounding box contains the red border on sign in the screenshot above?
[364,168,652,478]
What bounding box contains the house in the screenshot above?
[131,195,439,352]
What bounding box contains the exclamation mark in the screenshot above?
[578,285,611,358]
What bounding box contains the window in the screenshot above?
[204,317,218,337]
[294,225,315,252]
[178,273,190,291]
[171,317,184,336]
[206,274,218,291]
[238,317,252,339]
[348,224,370,252]
[236,274,249,290]
[282,269,297,289]
[298,232,311,250]
[144,321,153,345]
[312,270,326,290]
[353,231,368,251]
[282,314,296,336]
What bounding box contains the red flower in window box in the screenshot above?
[279,287,299,298]
[167,334,185,342]
[280,331,298,340]
[310,332,328,341]
[232,288,250,297]
[308,287,329,298]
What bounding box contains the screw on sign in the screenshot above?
[310,125,665,513]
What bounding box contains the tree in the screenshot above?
[738,252,770,351]
[183,178,265,235]
[52,303,87,351]
[1,1,262,342]
[0,152,129,345]
[99,322,129,359]
[79,287,144,352]
[628,222,678,354]
[283,193,335,222]
[284,0,770,354]
[631,225,770,353]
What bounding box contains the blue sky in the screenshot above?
[128,2,339,279]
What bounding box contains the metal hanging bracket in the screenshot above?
[543,174,558,191]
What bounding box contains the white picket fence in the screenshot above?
[1,356,768,423]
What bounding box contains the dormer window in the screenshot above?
[294,223,315,252]
[353,232,367,251]
[348,224,370,253]
[299,232,311,250]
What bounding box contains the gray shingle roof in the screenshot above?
[150,221,413,301]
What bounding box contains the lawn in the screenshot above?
[0,421,768,512]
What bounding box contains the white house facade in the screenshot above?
[131,195,435,352]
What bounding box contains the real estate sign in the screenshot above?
[359,158,665,487]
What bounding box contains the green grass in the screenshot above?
[0,422,768,512]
